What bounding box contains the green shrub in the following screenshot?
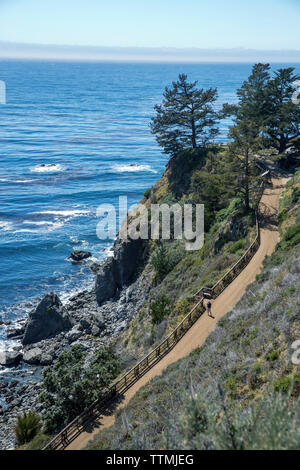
[144,188,152,199]
[224,375,238,398]
[151,244,172,282]
[39,345,120,433]
[248,364,264,390]
[150,295,172,324]
[278,209,288,225]
[278,224,300,251]
[274,373,300,396]
[23,432,52,450]
[274,376,292,393]
[174,298,191,317]
[291,187,300,205]
[266,350,280,361]
[15,411,41,446]
[228,239,244,254]
[181,397,208,440]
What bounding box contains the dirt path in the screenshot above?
[67,178,285,450]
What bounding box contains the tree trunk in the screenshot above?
[191,117,197,149]
[279,137,287,154]
[244,150,250,212]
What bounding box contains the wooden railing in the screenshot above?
[43,172,270,450]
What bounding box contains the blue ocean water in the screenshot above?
[0,60,299,329]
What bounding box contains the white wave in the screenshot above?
[103,246,114,257]
[16,221,64,233]
[24,220,58,226]
[15,179,35,184]
[111,163,157,174]
[30,164,65,173]
[0,221,13,231]
[0,178,35,184]
[35,209,91,217]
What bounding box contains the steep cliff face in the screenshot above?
[95,238,147,305]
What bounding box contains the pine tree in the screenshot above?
[236,63,271,132]
[225,64,271,211]
[263,68,300,154]
[228,122,260,211]
[150,74,219,156]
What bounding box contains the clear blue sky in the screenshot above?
[0,0,299,50]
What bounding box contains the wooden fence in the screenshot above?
[43,172,270,450]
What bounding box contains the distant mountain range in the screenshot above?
[0,41,299,62]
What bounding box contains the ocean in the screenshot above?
[1,60,299,337]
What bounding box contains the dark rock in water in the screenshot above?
[0,351,22,367]
[0,381,8,390]
[0,321,11,326]
[95,257,117,305]
[6,324,25,339]
[69,250,92,262]
[22,292,72,345]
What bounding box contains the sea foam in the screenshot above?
[111,163,157,173]
[30,164,65,173]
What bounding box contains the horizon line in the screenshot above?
[0,41,300,63]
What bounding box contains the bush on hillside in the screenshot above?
[39,345,120,433]
[150,295,172,324]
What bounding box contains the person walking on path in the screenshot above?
[207,301,215,319]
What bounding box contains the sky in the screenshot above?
[0,0,299,61]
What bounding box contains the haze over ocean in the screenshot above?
[0,60,299,327]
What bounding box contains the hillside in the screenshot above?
[114,146,262,364]
[85,169,300,450]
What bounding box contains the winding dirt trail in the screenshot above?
[67,178,285,450]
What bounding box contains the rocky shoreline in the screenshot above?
[0,238,150,449]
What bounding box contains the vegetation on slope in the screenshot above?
[86,170,300,450]
[117,145,259,361]
[38,345,120,433]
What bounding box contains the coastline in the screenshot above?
[0,229,151,449]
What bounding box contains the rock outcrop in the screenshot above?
[69,250,92,262]
[95,258,117,305]
[6,323,25,339]
[22,293,72,345]
[95,238,147,305]
[0,351,22,367]
[23,348,43,365]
